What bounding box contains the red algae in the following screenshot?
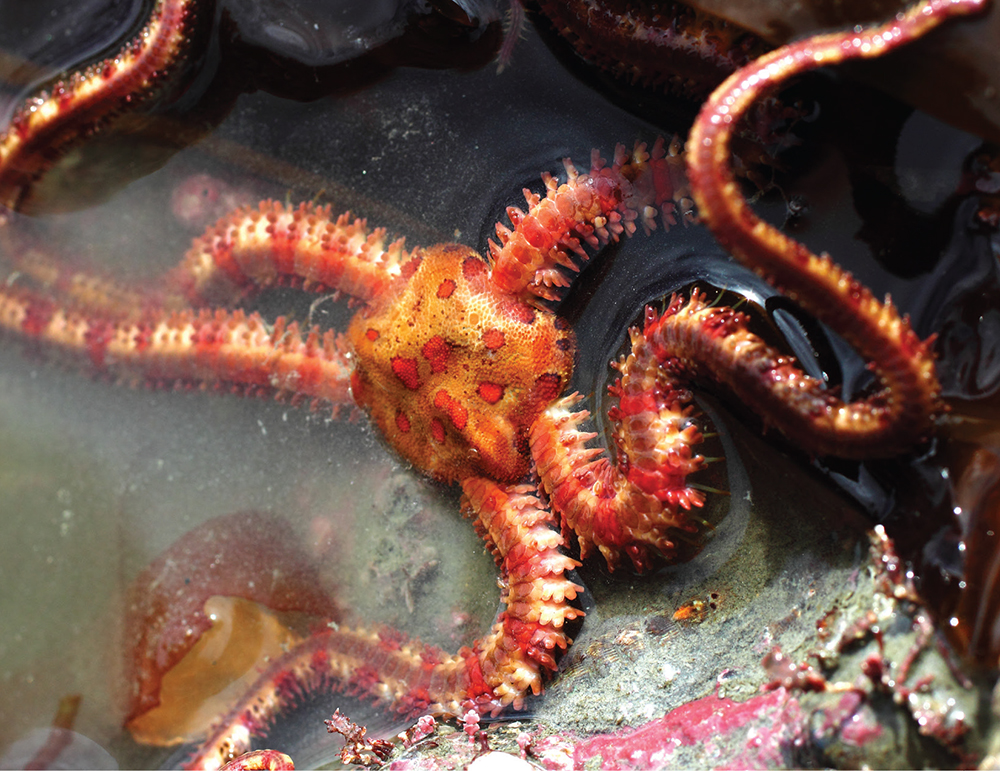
[531,688,805,770]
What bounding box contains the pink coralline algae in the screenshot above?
[530,688,807,770]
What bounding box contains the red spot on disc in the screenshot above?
[365,328,380,341]
[395,410,411,434]
[482,329,505,351]
[391,356,421,390]
[421,335,451,373]
[477,382,504,404]
[436,279,456,299]
[434,389,469,431]
[430,418,446,443]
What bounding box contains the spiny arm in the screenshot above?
[488,137,692,305]
[685,0,987,455]
[175,202,417,306]
[187,481,585,767]
[186,626,493,770]
[640,292,933,459]
[0,285,354,414]
[0,0,207,213]
[532,385,703,573]
[0,238,188,322]
[461,478,584,707]
[0,201,416,320]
